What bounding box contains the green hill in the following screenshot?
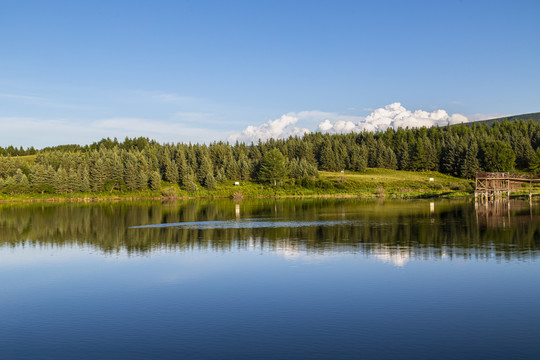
[469,112,540,126]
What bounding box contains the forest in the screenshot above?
[1,118,540,195]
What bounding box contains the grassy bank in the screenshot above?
[0,168,474,203]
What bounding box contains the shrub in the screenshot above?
[161,187,178,198]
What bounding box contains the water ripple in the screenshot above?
[129,219,362,230]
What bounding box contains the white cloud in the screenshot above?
[228,114,310,143]
[229,103,470,142]
[352,102,468,133]
[315,102,469,133]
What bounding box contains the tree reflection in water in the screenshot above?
[0,198,538,262]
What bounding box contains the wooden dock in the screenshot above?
[475,172,540,201]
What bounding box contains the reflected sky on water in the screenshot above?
[1,199,539,359]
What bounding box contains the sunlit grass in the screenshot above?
[0,168,474,203]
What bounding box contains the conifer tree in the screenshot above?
[258,149,289,186]
[90,157,106,191]
[198,153,215,188]
[238,154,253,180]
[350,144,368,172]
[411,138,429,171]
[441,136,458,175]
[482,140,515,172]
[13,168,29,187]
[319,140,338,171]
[164,159,179,184]
[123,152,139,191]
[54,167,68,193]
[78,165,90,192]
[396,140,410,170]
[175,149,188,186]
[529,148,540,174]
[182,167,198,192]
[149,170,162,191]
[460,141,480,179]
[29,164,47,188]
[365,133,378,168]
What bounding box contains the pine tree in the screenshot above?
[164,159,179,184]
[424,138,438,171]
[135,153,149,190]
[482,140,515,172]
[78,165,90,192]
[149,170,162,191]
[123,152,139,191]
[529,148,540,174]
[29,164,47,188]
[319,140,338,171]
[365,133,378,168]
[396,140,410,170]
[67,169,80,192]
[54,167,69,193]
[411,138,429,171]
[204,174,217,190]
[198,153,215,188]
[383,148,398,169]
[90,157,106,191]
[238,154,253,180]
[258,149,289,186]
[460,141,480,179]
[350,144,368,172]
[182,168,198,192]
[441,136,458,175]
[176,150,188,186]
[13,168,29,187]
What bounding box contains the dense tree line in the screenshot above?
[1,119,540,194]
[0,145,37,156]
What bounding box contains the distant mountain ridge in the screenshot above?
[470,112,540,126]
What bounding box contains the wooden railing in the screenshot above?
[476,172,540,180]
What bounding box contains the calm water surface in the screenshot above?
[1,198,539,359]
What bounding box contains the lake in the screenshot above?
[1,198,539,359]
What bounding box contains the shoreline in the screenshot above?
[0,190,473,204]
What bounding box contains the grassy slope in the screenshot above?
[466,112,540,126]
[0,168,474,202]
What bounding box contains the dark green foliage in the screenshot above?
[149,171,162,191]
[90,157,107,191]
[182,168,198,192]
[396,140,410,171]
[411,138,429,171]
[318,140,339,171]
[349,144,368,172]
[164,159,179,184]
[460,141,480,179]
[13,168,29,187]
[290,158,319,179]
[482,140,515,172]
[258,149,289,186]
[529,148,540,174]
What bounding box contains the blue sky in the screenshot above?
[1,0,539,147]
